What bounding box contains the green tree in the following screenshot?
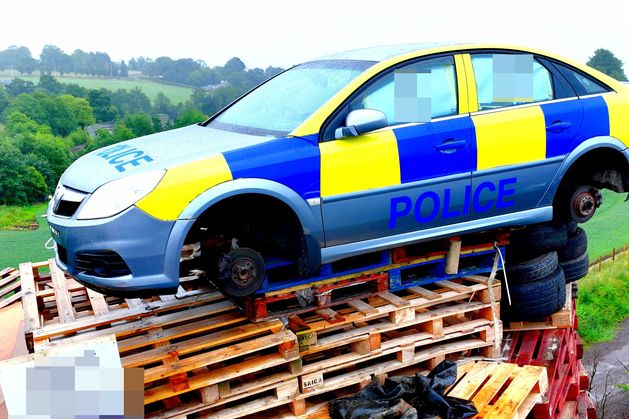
[37,74,63,94]
[0,141,47,204]
[0,46,37,74]
[4,78,35,96]
[123,113,154,137]
[40,45,72,74]
[4,94,46,124]
[111,88,151,115]
[224,57,246,73]
[5,111,48,136]
[88,89,118,121]
[587,49,628,81]
[175,108,207,128]
[59,95,95,128]
[0,87,8,115]
[18,132,71,182]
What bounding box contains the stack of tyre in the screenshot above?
[504,222,589,321]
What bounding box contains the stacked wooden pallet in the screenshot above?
[506,286,597,419]
[21,260,504,418]
[19,260,220,351]
[165,276,502,418]
[508,328,594,419]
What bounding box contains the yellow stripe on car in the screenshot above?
[473,106,546,170]
[603,92,629,146]
[136,154,233,220]
[320,130,400,197]
[460,54,479,113]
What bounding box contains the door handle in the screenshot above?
[546,121,572,133]
[435,139,467,154]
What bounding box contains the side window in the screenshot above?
[471,53,554,110]
[551,61,611,96]
[347,56,457,125]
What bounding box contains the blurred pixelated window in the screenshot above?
[350,56,457,124]
[471,53,553,110]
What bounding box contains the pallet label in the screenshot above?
[300,372,323,393]
[297,331,317,350]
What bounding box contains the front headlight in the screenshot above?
[77,170,165,220]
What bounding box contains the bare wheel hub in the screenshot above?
[573,192,595,217]
[230,258,257,287]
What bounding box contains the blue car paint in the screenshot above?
[47,205,180,294]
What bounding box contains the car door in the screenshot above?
[468,52,584,220]
[319,55,476,247]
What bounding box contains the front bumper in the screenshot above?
[47,204,193,297]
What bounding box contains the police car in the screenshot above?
[47,43,629,297]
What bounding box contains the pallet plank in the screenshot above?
[20,262,41,332]
[49,259,76,323]
[86,288,109,316]
[141,329,298,383]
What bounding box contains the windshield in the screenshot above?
[206,60,374,137]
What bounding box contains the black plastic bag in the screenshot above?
[329,360,477,419]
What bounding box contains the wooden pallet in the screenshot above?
[508,328,588,419]
[295,297,500,394]
[140,317,301,415]
[241,272,389,322]
[144,275,502,418]
[447,361,548,418]
[192,338,493,419]
[0,266,23,308]
[287,275,501,352]
[21,260,219,351]
[505,284,575,331]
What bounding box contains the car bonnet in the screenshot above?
[60,124,274,193]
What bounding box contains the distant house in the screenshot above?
[202,80,230,90]
[155,113,169,126]
[86,121,115,138]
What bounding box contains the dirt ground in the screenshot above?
[582,317,629,418]
[0,303,28,419]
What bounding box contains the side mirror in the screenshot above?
[334,109,388,139]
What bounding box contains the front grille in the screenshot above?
[75,251,131,278]
[55,200,82,217]
[57,244,68,265]
[52,185,87,217]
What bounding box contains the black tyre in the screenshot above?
[220,248,266,297]
[509,222,568,261]
[506,252,559,284]
[560,252,589,283]
[565,220,578,235]
[557,227,587,261]
[505,267,566,321]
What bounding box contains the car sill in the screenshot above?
[320,206,553,264]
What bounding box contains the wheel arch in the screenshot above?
[539,136,629,208]
[176,178,324,275]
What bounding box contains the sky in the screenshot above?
[0,0,628,70]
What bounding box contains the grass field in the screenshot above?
[577,252,629,345]
[0,205,54,269]
[582,189,629,260]
[0,203,48,230]
[0,74,193,104]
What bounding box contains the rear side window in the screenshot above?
[551,61,611,96]
[471,53,554,110]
